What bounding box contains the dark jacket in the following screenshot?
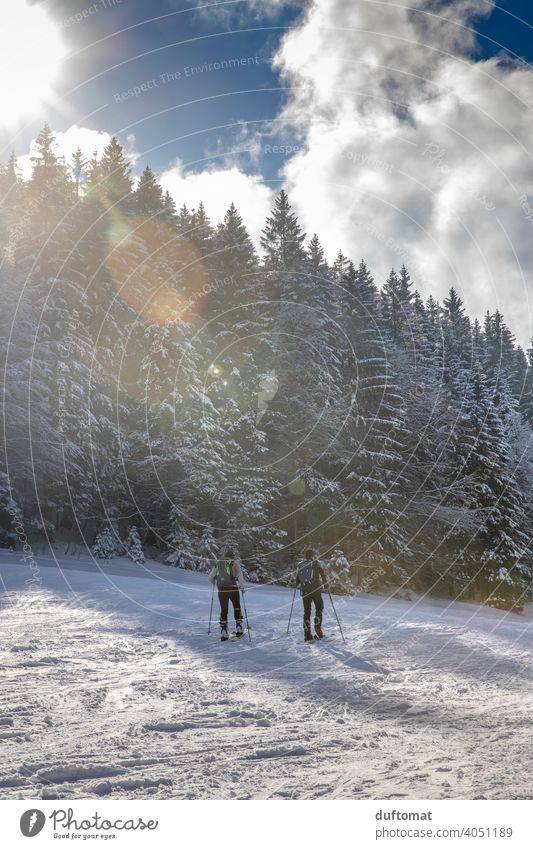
[295,559,327,595]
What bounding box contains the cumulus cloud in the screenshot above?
[160,159,274,241]
[272,0,533,345]
[17,125,138,179]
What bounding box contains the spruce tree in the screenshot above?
[197,525,219,571]
[215,202,256,275]
[92,527,119,559]
[124,526,145,564]
[71,147,87,196]
[381,268,401,342]
[483,311,520,417]
[307,233,328,275]
[337,259,408,582]
[134,165,166,218]
[451,362,529,601]
[96,136,133,210]
[328,548,355,594]
[441,288,472,397]
[260,190,306,271]
[165,510,197,568]
[22,123,74,274]
[176,204,193,234]
[521,343,533,426]
[0,152,21,251]
[332,250,350,281]
[190,201,215,255]
[162,190,177,225]
[381,265,416,349]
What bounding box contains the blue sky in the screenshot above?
[10,1,529,179]
[24,0,303,179]
[2,0,533,344]
[477,0,533,62]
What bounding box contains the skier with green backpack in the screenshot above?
[208,548,245,641]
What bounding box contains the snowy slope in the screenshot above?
[0,550,531,800]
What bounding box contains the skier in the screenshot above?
[208,548,245,641]
[295,548,328,642]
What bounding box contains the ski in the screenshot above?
[229,627,251,640]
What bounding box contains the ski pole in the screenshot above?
[207,581,215,634]
[286,584,298,635]
[240,589,252,642]
[327,588,346,644]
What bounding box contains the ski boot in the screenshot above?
[235,623,244,638]
[315,624,324,639]
[220,627,229,642]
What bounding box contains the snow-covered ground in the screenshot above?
[0,549,531,800]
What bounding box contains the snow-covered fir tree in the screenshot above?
[92,527,120,560]
[134,165,167,218]
[124,526,145,565]
[196,525,219,572]
[328,548,355,594]
[165,509,197,569]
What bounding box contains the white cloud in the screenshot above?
[17,125,138,180]
[271,0,533,345]
[160,160,273,242]
[0,0,66,127]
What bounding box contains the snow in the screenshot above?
[0,549,531,800]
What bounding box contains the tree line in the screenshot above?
[0,125,532,609]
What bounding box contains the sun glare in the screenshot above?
[0,0,65,126]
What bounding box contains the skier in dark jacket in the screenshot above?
[295,548,328,641]
[208,548,245,641]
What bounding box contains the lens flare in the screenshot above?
[105,215,209,324]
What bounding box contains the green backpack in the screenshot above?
[216,559,236,589]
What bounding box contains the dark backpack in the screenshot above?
[216,559,236,589]
[297,559,314,591]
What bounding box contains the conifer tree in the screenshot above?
[197,525,219,571]
[165,510,197,568]
[332,250,350,281]
[92,527,119,559]
[176,204,193,234]
[307,233,328,276]
[134,165,166,218]
[215,202,256,275]
[483,311,521,416]
[71,147,87,196]
[441,288,472,396]
[124,526,145,564]
[337,259,408,580]
[328,548,355,594]
[190,201,215,254]
[381,265,416,348]
[96,136,133,210]
[521,343,533,426]
[0,152,21,250]
[457,364,529,601]
[22,124,74,273]
[162,190,177,225]
[260,190,306,271]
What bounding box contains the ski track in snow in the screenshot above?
[0,550,531,800]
